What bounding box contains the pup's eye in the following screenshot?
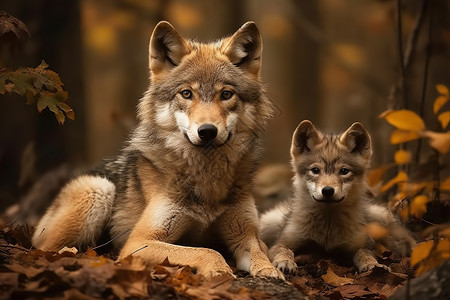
[180,89,193,99]
[311,167,320,174]
[339,168,350,175]
[220,90,234,100]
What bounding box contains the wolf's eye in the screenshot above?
[339,168,350,175]
[220,90,234,100]
[311,167,320,174]
[180,89,193,99]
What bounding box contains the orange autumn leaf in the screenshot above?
[438,111,450,129]
[436,84,449,96]
[321,266,354,286]
[394,149,412,164]
[365,223,389,240]
[410,241,434,266]
[381,171,408,193]
[434,96,449,114]
[390,129,420,144]
[441,178,450,191]
[420,131,450,154]
[384,110,425,131]
[367,164,395,186]
[410,195,430,219]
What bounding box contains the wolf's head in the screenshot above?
[137,21,274,151]
[291,120,372,205]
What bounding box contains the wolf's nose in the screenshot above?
[322,186,335,198]
[198,124,218,142]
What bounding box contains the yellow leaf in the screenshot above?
[365,222,389,240]
[436,84,449,96]
[441,178,450,191]
[367,164,395,186]
[410,195,430,219]
[410,241,434,266]
[438,111,450,129]
[321,266,354,286]
[378,109,394,119]
[420,131,450,154]
[390,129,420,144]
[414,239,450,276]
[394,149,412,164]
[433,95,449,114]
[381,171,408,193]
[384,110,425,131]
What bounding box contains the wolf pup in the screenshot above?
[260,120,415,274]
[32,21,284,280]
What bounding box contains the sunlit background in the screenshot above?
[1,0,449,211]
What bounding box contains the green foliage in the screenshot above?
[0,61,74,124]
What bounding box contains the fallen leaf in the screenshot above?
[321,266,354,286]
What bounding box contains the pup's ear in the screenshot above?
[222,22,262,77]
[291,120,322,157]
[149,21,191,77]
[340,122,372,159]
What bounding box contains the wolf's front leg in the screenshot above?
[216,196,285,280]
[268,221,305,274]
[118,197,233,279]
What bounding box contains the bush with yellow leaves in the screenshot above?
[369,84,450,276]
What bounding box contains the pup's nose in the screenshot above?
[322,186,335,198]
[198,124,218,142]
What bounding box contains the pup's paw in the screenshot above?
[253,265,285,280]
[272,258,297,275]
[358,261,391,273]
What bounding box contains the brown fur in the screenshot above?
[32,21,283,280]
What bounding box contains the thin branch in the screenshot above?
[415,0,433,163]
[388,0,428,110]
[131,245,148,256]
[396,0,407,109]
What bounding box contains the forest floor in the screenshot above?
[0,221,414,300]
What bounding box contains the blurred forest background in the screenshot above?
[0,0,449,212]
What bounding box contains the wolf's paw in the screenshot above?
[195,253,235,280]
[253,265,285,280]
[358,261,391,273]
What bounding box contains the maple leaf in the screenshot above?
[0,61,74,124]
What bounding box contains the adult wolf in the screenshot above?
[260,120,415,274]
[33,21,283,279]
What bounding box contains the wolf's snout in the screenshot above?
[198,124,218,142]
[322,186,335,198]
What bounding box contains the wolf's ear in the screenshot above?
[149,21,191,76]
[291,120,322,157]
[222,22,262,77]
[340,122,372,159]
